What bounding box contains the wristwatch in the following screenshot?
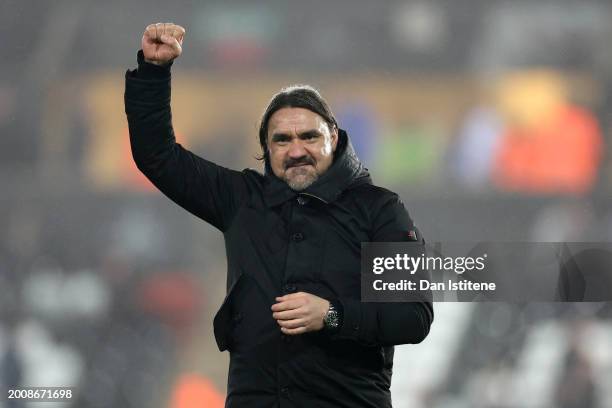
[323,300,342,332]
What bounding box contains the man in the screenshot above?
[125,22,433,408]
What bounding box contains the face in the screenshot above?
[267,107,338,191]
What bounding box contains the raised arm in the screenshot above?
[124,23,248,231]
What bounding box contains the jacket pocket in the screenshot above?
[213,272,245,352]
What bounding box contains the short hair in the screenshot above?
[257,85,338,161]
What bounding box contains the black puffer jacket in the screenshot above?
[125,50,433,408]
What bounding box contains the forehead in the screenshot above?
[267,107,328,136]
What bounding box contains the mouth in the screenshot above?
[286,163,313,170]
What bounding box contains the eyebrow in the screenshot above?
[270,129,323,142]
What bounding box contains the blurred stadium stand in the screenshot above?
[2,0,612,407]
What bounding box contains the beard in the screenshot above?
[284,165,319,191]
[281,155,319,191]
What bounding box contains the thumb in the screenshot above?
[160,34,182,52]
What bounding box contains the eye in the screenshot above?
[272,134,291,145]
[302,132,320,142]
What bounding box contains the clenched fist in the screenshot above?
[142,22,185,65]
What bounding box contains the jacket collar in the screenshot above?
[263,129,371,207]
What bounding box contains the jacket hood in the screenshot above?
[263,129,371,207]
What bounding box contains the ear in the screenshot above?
[331,127,339,152]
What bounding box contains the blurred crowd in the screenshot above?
[2,1,612,407]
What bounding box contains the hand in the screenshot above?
[141,22,185,65]
[271,292,330,335]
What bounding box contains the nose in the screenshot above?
[287,140,307,158]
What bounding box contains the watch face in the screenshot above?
[325,307,339,329]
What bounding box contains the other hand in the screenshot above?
[271,292,330,335]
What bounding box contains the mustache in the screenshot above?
[284,156,315,169]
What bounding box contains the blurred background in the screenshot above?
[2,0,612,407]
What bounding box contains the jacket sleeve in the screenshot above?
[124,51,248,231]
[333,194,434,347]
